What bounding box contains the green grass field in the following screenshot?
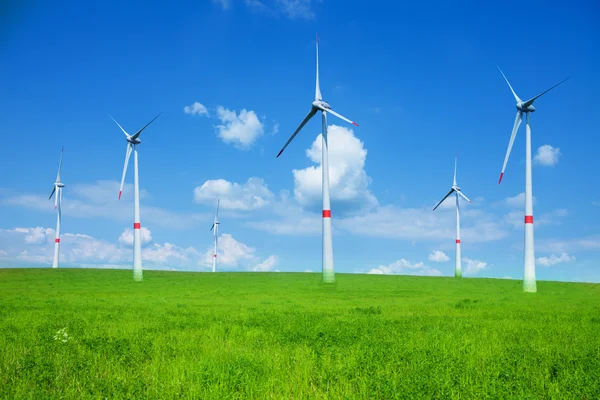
[1,269,599,399]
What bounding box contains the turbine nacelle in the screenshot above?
[55,182,65,188]
[517,102,535,113]
[313,100,331,110]
[126,136,142,145]
[452,185,460,192]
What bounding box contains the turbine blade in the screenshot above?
[49,186,56,200]
[457,190,472,203]
[497,66,522,103]
[216,198,220,219]
[433,189,455,211]
[499,111,523,184]
[276,109,317,158]
[315,33,322,101]
[109,114,130,137]
[56,146,64,182]
[131,112,162,140]
[522,77,570,107]
[119,143,133,199]
[323,108,359,126]
[54,187,58,210]
[453,157,457,186]
[210,223,215,231]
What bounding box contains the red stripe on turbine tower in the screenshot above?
[134,222,141,229]
[524,215,534,224]
[214,254,217,258]
[55,238,60,243]
[322,210,331,218]
[456,239,460,244]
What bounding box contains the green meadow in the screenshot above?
[1,268,599,399]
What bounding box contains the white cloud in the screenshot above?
[534,144,561,166]
[429,250,450,263]
[215,106,264,149]
[537,235,600,253]
[292,125,377,213]
[239,0,317,20]
[504,192,536,208]
[462,257,487,275]
[183,101,208,117]
[252,255,279,271]
[275,0,317,20]
[367,259,443,276]
[337,205,508,243]
[118,227,153,247]
[212,0,231,10]
[0,227,277,273]
[22,227,54,245]
[537,252,575,266]
[193,177,274,210]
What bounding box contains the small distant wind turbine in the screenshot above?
[49,146,65,269]
[276,34,359,283]
[110,112,162,282]
[433,157,472,278]
[210,199,220,273]
[497,67,569,293]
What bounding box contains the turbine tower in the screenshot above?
[433,157,472,278]
[210,199,220,273]
[276,34,359,283]
[110,112,162,282]
[49,146,65,269]
[497,67,569,293]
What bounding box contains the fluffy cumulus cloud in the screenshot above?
[462,258,487,275]
[193,177,274,210]
[252,255,280,272]
[292,125,377,213]
[537,252,575,267]
[367,259,443,277]
[183,101,209,117]
[534,144,561,166]
[429,250,450,263]
[215,106,264,149]
[0,227,277,272]
[118,227,153,247]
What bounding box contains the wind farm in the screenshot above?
[1,1,598,399]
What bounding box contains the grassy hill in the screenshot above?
[1,268,599,399]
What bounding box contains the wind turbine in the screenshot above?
[497,67,569,293]
[110,112,162,282]
[49,146,65,269]
[432,157,472,278]
[276,34,359,283]
[210,199,220,273]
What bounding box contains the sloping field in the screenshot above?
[1,268,599,399]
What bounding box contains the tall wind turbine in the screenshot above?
[497,67,569,293]
[110,112,162,282]
[276,34,359,283]
[49,146,65,269]
[210,199,220,273]
[433,157,472,278]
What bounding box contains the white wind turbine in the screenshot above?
[497,67,569,293]
[276,34,359,283]
[432,157,472,278]
[49,146,65,269]
[110,112,162,282]
[210,199,220,273]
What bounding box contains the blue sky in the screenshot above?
[1,0,599,282]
